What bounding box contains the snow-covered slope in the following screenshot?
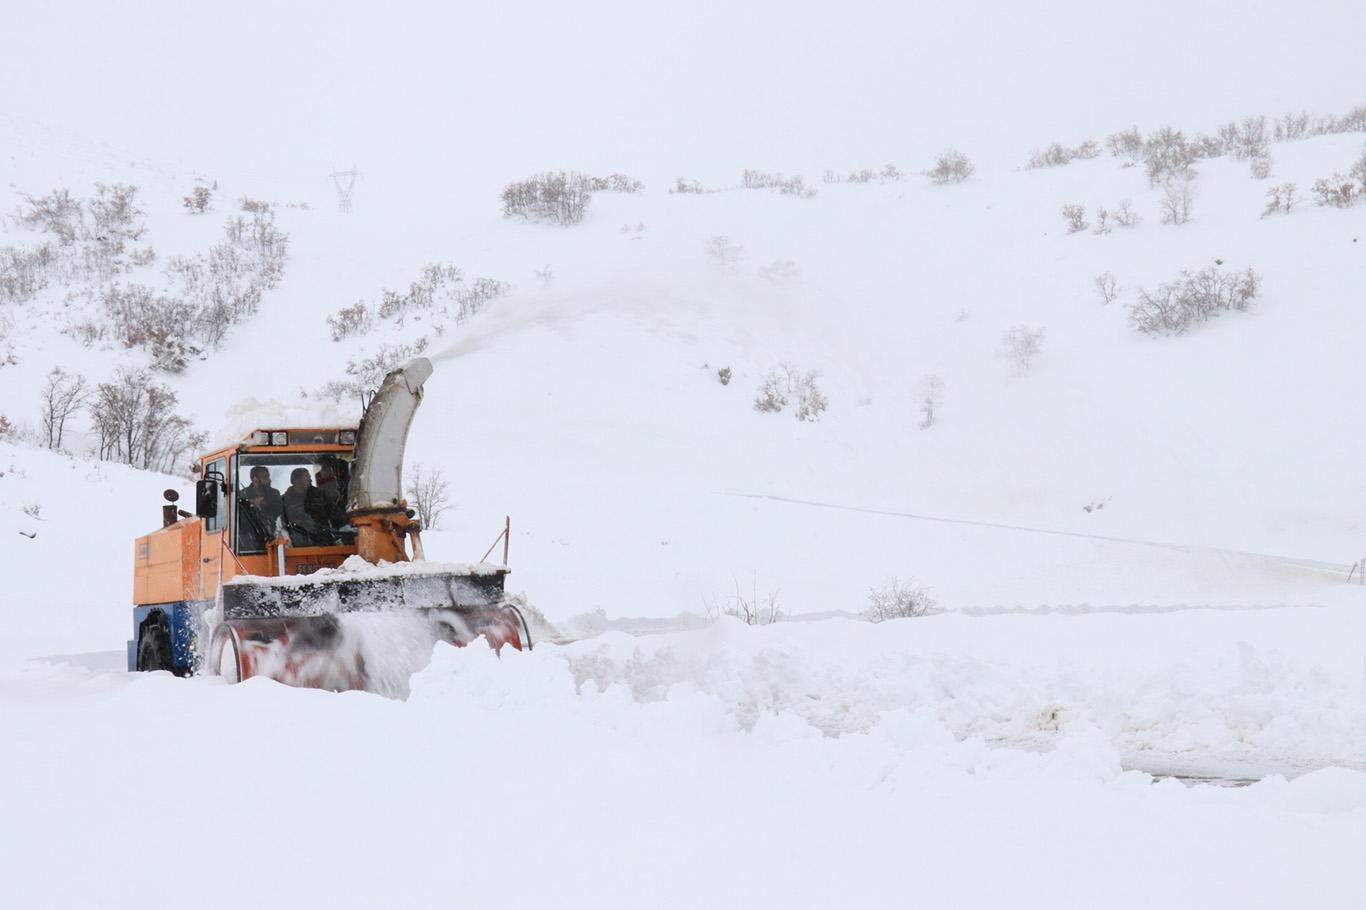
[5,99,1366,906]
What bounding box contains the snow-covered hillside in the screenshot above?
[5,45,1366,907]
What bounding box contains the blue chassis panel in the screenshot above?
[127,600,212,672]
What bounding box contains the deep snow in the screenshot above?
[5,52,1366,906]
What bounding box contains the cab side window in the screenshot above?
[205,458,227,533]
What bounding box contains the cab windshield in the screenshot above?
[235,452,354,553]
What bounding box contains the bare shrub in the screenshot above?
[1112,200,1139,227]
[1250,152,1272,180]
[40,367,89,450]
[1106,127,1144,163]
[1092,207,1111,235]
[534,264,554,285]
[89,183,145,241]
[317,339,431,401]
[742,170,815,196]
[1263,182,1298,216]
[182,186,212,214]
[585,173,643,194]
[16,189,83,244]
[717,366,731,386]
[91,367,204,471]
[406,463,451,530]
[1061,203,1088,234]
[0,244,56,305]
[0,414,13,440]
[101,284,198,372]
[791,368,828,422]
[753,370,788,413]
[924,150,974,184]
[1274,111,1312,142]
[1000,325,1045,373]
[1160,177,1196,226]
[327,301,372,340]
[1128,265,1260,335]
[916,373,944,429]
[1026,140,1098,169]
[239,196,273,213]
[1094,272,1120,305]
[704,575,782,626]
[847,168,877,184]
[1311,175,1357,208]
[866,577,936,622]
[671,177,706,194]
[1143,127,1196,186]
[501,171,593,225]
[706,235,744,270]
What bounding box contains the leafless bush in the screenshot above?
[924,150,974,184]
[1143,127,1196,186]
[317,339,431,401]
[1263,182,1298,216]
[753,370,788,413]
[1106,127,1144,163]
[704,574,782,626]
[847,168,876,184]
[791,368,828,422]
[1250,152,1272,180]
[1274,111,1312,142]
[501,171,593,225]
[1311,174,1357,208]
[717,366,731,386]
[1000,325,1045,373]
[1026,140,1099,169]
[1094,272,1120,305]
[706,235,744,270]
[0,414,13,440]
[1061,203,1088,234]
[671,177,706,194]
[534,264,554,285]
[742,170,815,196]
[40,367,89,450]
[15,189,83,244]
[1112,199,1139,227]
[866,577,936,622]
[0,244,56,305]
[182,186,212,214]
[406,463,452,530]
[917,373,944,429]
[101,284,198,372]
[585,173,643,194]
[1160,177,1196,225]
[327,301,372,340]
[91,367,204,471]
[239,196,273,213]
[89,183,145,241]
[1128,265,1260,335]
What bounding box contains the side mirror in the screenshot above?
[195,479,218,518]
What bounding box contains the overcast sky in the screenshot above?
[5,0,1365,188]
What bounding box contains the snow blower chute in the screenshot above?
[127,357,529,696]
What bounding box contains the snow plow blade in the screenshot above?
[209,565,530,697]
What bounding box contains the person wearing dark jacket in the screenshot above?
[282,468,332,546]
[238,465,283,551]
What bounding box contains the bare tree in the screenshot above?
[704,573,782,625]
[1093,272,1120,305]
[1000,325,1045,373]
[91,368,203,472]
[1263,182,1298,216]
[406,463,452,530]
[182,186,212,214]
[1160,177,1196,225]
[39,367,89,450]
[916,372,944,428]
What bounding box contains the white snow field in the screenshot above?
[6,2,1366,904]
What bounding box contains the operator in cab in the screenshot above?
[238,466,283,550]
[282,467,332,546]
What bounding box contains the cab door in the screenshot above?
[198,456,229,600]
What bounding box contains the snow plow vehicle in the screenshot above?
[128,357,530,696]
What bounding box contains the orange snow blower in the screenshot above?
[128,357,529,696]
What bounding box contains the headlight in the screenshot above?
[270,431,288,446]
[339,430,356,445]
